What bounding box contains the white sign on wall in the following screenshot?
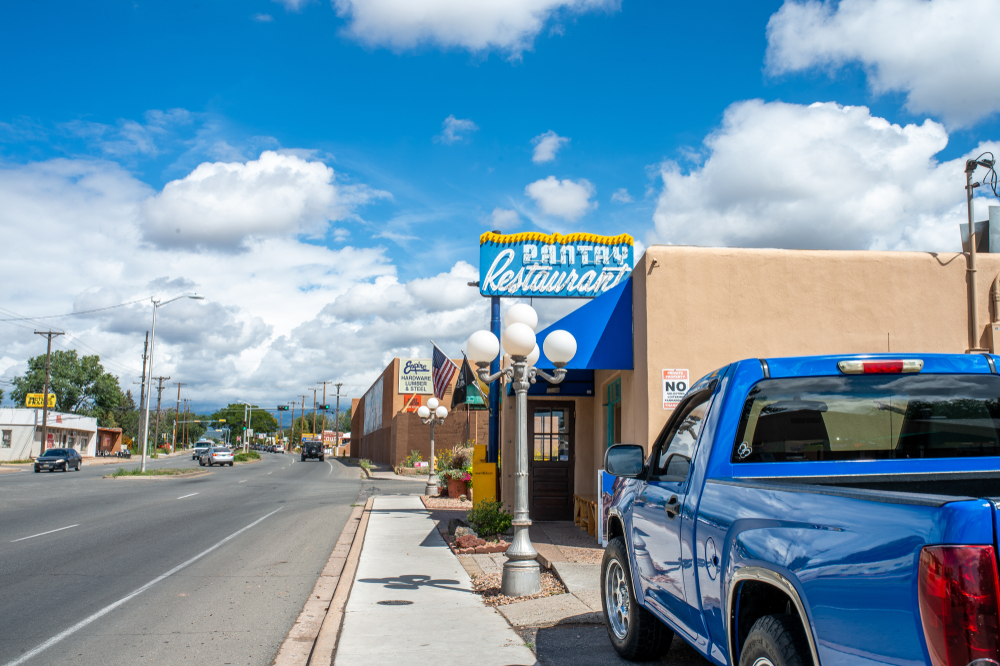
[662,369,689,409]
[398,358,433,394]
[363,376,384,436]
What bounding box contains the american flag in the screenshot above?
[432,343,458,399]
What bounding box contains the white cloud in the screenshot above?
[652,99,998,252]
[611,188,633,203]
[141,150,387,249]
[59,108,192,158]
[253,13,274,22]
[766,0,1000,127]
[435,115,478,144]
[489,207,521,229]
[525,176,596,221]
[531,130,570,163]
[0,156,495,410]
[332,0,619,56]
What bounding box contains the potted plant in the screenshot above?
[444,469,472,499]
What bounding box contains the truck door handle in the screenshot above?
[665,495,680,519]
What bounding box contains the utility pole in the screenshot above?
[172,382,186,451]
[311,388,318,444]
[137,332,149,455]
[298,395,308,448]
[334,382,344,456]
[33,331,64,457]
[183,399,190,447]
[152,376,169,456]
[318,381,330,441]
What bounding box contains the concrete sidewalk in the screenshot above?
[334,495,537,666]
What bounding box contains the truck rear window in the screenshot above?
[732,374,1000,463]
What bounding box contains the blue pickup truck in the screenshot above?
[602,353,1000,666]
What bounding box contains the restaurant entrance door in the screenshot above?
[528,401,574,521]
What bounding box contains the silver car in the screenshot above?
[199,447,234,467]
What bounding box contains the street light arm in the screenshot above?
[476,365,511,385]
[533,367,568,384]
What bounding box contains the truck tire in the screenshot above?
[738,614,810,666]
[602,536,673,661]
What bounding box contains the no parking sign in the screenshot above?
[662,369,689,409]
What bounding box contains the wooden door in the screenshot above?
[528,401,574,521]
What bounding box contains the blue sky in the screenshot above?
[2,0,999,408]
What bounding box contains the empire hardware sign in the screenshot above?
[479,231,633,299]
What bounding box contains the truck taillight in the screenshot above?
[838,359,924,374]
[918,545,1000,666]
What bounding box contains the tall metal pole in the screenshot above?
[427,420,437,495]
[299,395,307,450]
[34,331,64,457]
[311,388,318,441]
[334,382,343,455]
[172,382,185,451]
[967,161,983,352]
[488,296,501,463]
[505,357,539,596]
[136,332,148,456]
[152,376,169,456]
[141,301,159,472]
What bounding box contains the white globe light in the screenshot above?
[505,303,538,331]
[543,330,578,367]
[417,405,430,418]
[427,397,440,410]
[502,322,536,357]
[526,344,540,367]
[435,406,449,419]
[467,330,500,365]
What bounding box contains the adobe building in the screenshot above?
[351,358,488,467]
[500,245,1000,522]
[0,408,98,461]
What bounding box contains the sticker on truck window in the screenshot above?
[662,369,689,409]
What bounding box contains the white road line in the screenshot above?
[11,524,79,543]
[267,472,272,474]
[2,507,282,666]
[238,480,246,483]
[177,493,198,499]
[326,460,333,477]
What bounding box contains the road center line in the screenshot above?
[238,480,246,483]
[2,507,282,666]
[177,493,198,499]
[11,524,79,543]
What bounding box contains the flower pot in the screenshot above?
[447,478,466,499]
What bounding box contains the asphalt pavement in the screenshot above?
[0,452,424,666]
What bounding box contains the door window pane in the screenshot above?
[1,430,10,448]
[533,408,568,462]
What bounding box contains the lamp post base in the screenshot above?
[424,475,439,496]
[501,558,541,597]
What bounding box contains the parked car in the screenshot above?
[301,440,324,461]
[191,441,212,460]
[602,353,1000,666]
[199,447,234,467]
[34,448,82,473]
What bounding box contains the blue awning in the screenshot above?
[535,277,633,370]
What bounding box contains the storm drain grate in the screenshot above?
[377,600,413,606]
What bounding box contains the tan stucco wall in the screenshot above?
[635,246,1000,454]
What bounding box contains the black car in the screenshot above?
[35,448,83,473]
[301,440,324,461]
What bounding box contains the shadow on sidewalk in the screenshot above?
[526,624,710,665]
[357,573,475,594]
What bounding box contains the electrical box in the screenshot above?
[990,322,1000,354]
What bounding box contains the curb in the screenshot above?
[103,470,213,480]
[271,496,374,666]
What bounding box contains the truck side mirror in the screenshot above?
[605,444,645,478]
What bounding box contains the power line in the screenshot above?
[0,297,149,322]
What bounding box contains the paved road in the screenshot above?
[0,453,423,666]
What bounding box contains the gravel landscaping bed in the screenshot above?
[472,569,567,607]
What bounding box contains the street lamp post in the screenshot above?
[141,293,204,472]
[417,398,449,496]
[467,303,577,597]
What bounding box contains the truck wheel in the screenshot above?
[738,614,810,666]
[320,456,325,462]
[602,536,673,660]
[301,455,306,462]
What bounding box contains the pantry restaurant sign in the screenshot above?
[479,231,633,299]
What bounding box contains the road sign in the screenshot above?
[26,393,56,408]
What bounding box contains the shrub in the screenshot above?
[466,500,512,539]
[442,469,472,482]
[435,448,453,474]
[405,450,422,467]
[450,445,473,471]
[359,458,374,471]
[456,535,486,549]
